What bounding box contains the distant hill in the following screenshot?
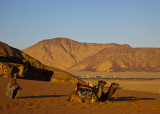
[0,41,84,84]
[23,38,160,72]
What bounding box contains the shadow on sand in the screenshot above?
[19,95,67,99]
[116,96,155,102]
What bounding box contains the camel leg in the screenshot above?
[105,82,119,100]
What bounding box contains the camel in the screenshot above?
[99,82,119,102]
[67,80,119,103]
[67,80,106,103]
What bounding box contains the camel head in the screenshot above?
[98,80,107,87]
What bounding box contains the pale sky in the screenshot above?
[0,0,160,49]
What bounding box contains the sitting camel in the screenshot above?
[67,80,119,103]
[99,82,119,102]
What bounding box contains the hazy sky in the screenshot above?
[1,0,160,49]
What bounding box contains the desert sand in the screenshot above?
[0,77,160,114]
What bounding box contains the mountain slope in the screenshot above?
[0,41,84,84]
[71,46,160,72]
[23,38,129,69]
[23,38,160,72]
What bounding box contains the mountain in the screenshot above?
[71,46,160,72]
[0,41,84,84]
[23,38,160,72]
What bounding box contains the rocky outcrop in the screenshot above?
[0,41,84,84]
[23,38,160,72]
[0,56,54,81]
[0,62,24,78]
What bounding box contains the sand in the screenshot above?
[0,77,160,114]
[69,71,160,93]
[83,79,160,94]
[67,71,160,78]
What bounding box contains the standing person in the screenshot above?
[6,78,22,99]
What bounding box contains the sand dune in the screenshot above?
[0,77,160,114]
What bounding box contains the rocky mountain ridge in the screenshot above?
[23,38,160,72]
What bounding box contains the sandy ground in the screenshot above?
[0,77,160,114]
[83,79,160,94]
[67,71,160,78]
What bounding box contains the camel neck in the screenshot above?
[97,84,104,99]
